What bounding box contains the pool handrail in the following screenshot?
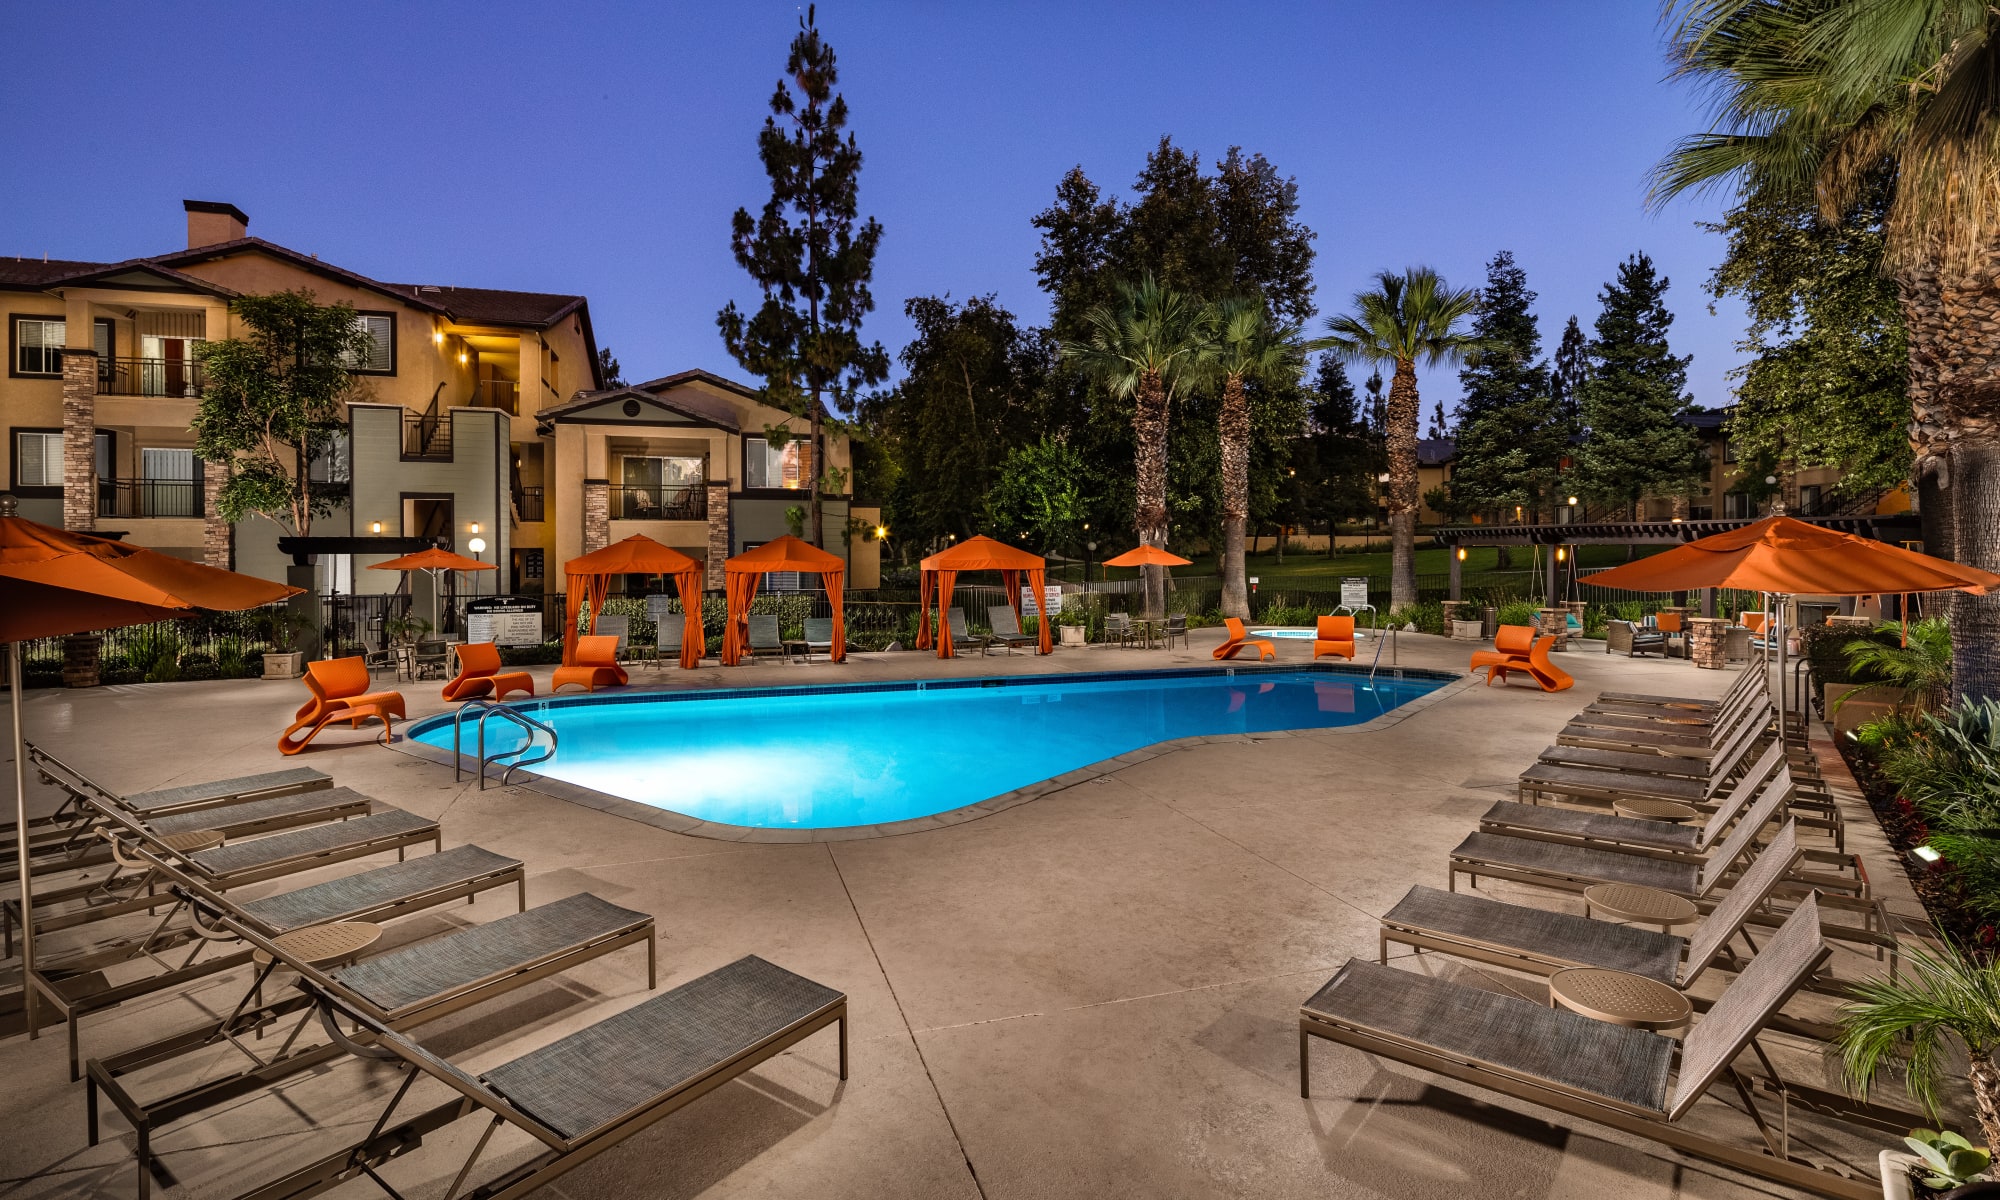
[452,699,559,789]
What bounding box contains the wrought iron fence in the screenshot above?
[98,478,199,519]
[96,357,204,398]
[608,486,705,521]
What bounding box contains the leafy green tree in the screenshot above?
[1655,0,2000,701]
[988,437,1086,554]
[1319,268,1481,609]
[192,290,374,535]
[1704,181,1909,497]
[1449,251,1566,523]
[1573,254,1705,517]
[1202,298,1307,617]
[717,5,888,546]
[1062,276,1207,619]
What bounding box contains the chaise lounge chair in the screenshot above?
[986,605,1035,654]
[1313,615,1356,661]
[278,656,407,755]
[803,616,838,659]
[748,612,787,661]
[1,746,332,856]
[441,641,535,702]
[1486,634,1575,692]
[1301,897,1876,1200]
[945,606,987,656]
[1213,617,1276,662]
[655,611,686,665]
[1480,742,1787,860]
[1470,624,1537,682]
[1518,706,1771,810]
[552,633,629,692]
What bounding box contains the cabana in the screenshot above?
[563,536,705,670]
[918,536,1052,658]
[723,535,846,665]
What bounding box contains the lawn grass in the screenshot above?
[1062,542,1658,586]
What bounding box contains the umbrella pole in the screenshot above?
[8,643,35,1038]
[1774,596,1787,739]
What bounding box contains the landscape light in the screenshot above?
[1765,475,1778,486]
[1912,844,1942,865]
[1377,473,1390,483]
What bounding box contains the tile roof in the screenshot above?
[0,257,111,288]
[382,284,586,329]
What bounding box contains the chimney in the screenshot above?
[183,200,248,248]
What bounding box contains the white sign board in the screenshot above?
[1019,585,1065,618]
[467,611,543,647]
[1340,578,1370,609]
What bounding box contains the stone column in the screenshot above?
[582,479,609,553]
[1536,607,1569,650]
[1687,617,1727,670]
[61,349,98,531]
[705,482,730,591]
[203,462,231,568]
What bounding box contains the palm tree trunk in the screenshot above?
[1385,360,1422,610]
[1133,368,1170,620]
[1971,1055,2000,1157]
[1219,374,1251,619]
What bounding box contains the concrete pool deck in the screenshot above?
[0,628,1937,1199]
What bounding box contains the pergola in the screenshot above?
[723,536,846,665]
[917,536,1052,658]
[563,535,705,669]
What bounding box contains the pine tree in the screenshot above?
[1304,355,1376,530]
[717,5,888,545]
[1573,254,1706,516]
[1448,251,1563,522]
[1426,399,1449,440]
[1549,315,1587,435]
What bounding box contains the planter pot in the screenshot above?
[1825,683,1911,736]
[263,651,304,679]
[1058,625,1087,648]
[1883,1149,1919,1200]
[1449,620,1483,642]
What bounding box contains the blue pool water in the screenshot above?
[412,668,1445,830]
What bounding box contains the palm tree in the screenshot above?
[1654,0,2000,703]
[1062,276,1206,619]
[1318,269,1480,610]
[1203,298,1307,619]
[1839,937,2000,1154]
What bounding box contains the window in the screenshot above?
[744,436,810,490]
[94,318,113,380]
[346,313,395,373]
[15,431,62,486]
[1723,439,1739,464]
[1797,484,1821,516]
[140,447,198,517]
[13,317,65,375]
[1724,492,1754,519]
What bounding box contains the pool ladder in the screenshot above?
[452,699,558,790]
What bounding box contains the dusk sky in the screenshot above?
[2,2,1747,413]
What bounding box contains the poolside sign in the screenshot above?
[1018,585,1064,618]
[465,598,543,646]
[1341,578,1370,608]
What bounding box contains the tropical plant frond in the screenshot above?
[1840,936,2000,1115]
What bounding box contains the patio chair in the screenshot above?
[1161,612,1189,650]
[552,634,628,692]
[656,611,685,664]
[1301,899,1875,1200]
[1486,634,1575,692]
[946,607,987,655]
[1104,611,1134,648]
[89,886,656,1200]
[803,616,837,659]
[748,612,786,661]
[986,605,1035,654]
[359,625,399,677]
[1313,615,1356,661]
[1605,619,1669,658]
[1469,624,1537,682]
[278,656,406,756]
[441,641,535,702]
[264,954,847,1200]
[1212,617,1276,662]
[412,638,453,680]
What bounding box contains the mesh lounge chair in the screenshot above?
[1562,676,1771,753]
[594,614,632,655]
[986,605,1035,654]
[89,886,656,1200]
[1590,662,1761,714]
[946,607,987,655]
[260,954,847,1200]
[1481,741,1787,859]
[1161,612,1189,650]
[1518,707,1770,809]
[1301,898,1875,1200]
[748,612,786,661]
[803,616,837,659]
[655,611,685,664]
[1540,700,1775,779]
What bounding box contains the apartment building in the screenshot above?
[2,200,878,604]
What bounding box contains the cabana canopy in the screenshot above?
[1580,515,2000,597]
[722,535,846,665]
[917,535,1053,658]
[563,536,706,669]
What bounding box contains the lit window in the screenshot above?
[14,317,66,375]
[745,436,809,489]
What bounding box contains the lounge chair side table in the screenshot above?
[1581,883,1699,933]
[1547,966,1692,1033]
[235,920,384,1067]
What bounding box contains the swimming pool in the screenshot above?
[410,666,1448,831]
[1252,627,1378,640]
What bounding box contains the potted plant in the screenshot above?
[1839,939,2000,1198]
[259,609,309,679]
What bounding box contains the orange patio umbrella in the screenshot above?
[563,536,707,669]
[365,546,496,635]
[1099,545,1193,569]
[722,536,846,665]
[0,497,300,1039]
[917,535,1053,658]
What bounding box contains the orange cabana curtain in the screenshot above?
[916,570,934,650]
[1028,567,1052,654]
[562,572,604,666]
[917,536,1053,658]
[673,566,704,669]
[722,570,760,665]
[721,535,846,665]
[933,568,957,658]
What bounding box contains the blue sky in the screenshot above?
[1,1,1744,413]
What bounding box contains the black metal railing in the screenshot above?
[610,485,705,521]
[404,401,452,460]
[513,486,545,523]
[97,357,205,398]
[98,478,198,518]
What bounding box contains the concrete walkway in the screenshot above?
[0,629,1913,1198]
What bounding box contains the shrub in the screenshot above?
[1496,600,1542,628]
[1388,601,1444,635]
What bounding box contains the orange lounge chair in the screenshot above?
[279,656,406,755]
[441,641,535,703]
[552,634,629,693]
[1213,617,1276,662]
[1313,615,1357,661]
[1488,634,1576,693]
[1469,624,1537,683]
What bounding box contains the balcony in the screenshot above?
[513,485,545,523]
[97,357,205,398]
[98,478,199,519]
[611,485,705,521]
[403,410,452,461]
